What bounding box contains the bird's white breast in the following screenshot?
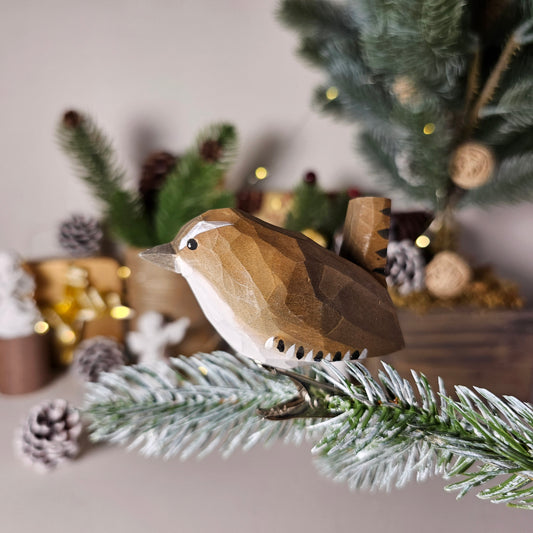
[177,256,290,366]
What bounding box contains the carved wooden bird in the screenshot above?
[141,197,404,367]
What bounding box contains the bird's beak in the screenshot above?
[139,243,179,273]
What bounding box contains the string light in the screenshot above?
[117,266,131,279]
[423,123,435,135]
[110,305,133,320]
[326,86,339,100]
[255,167,268,180]
[58,326,77,346]
[34,321,50,335]
[415,235,431,248]
[106,293,133,320]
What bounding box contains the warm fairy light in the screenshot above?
[198,366,208,376]
[34,321,50,335]
[117,266,131,279]
[58,327,77,345]
[423,123,435,135]
[110,305,133,320]
[326,86,339,100]
[255,167,268,180]
[415,235,431,248]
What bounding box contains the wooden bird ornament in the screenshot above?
[141,197,404,367]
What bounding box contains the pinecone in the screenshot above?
[199,139,223,163]
[74,336,126,382]
[139,151,177,212]
[62,110,82,129]
[58,214,103,257]
[386,240,426,295]
[15,399,82,472]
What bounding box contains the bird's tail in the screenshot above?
[340,197,391,287]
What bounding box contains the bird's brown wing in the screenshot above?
[280,238,404,358]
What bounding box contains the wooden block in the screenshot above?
[365,308,533,401]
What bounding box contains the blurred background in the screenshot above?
[1,1,532,531]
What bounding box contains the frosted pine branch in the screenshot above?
[84,352,315,460]
[315,362,533,509]
[84,352,533,509]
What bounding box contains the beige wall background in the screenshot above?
[0,2,532,531]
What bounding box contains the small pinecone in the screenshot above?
[139,151,177,212]
[62,110,82,128]
[58,214,103,257]
[74,336,126,382]
[15,399,82,472]
[199,139,223,163]
[386,240,426,295]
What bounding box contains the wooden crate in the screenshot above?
[365,308,533,401]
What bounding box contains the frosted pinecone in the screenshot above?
[74,336,126,382]
[386,240,426,295]
[58,214,103,257]
[15,399,82,472]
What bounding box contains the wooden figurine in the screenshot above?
[141,197,404,366]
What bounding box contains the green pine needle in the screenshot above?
[279,0,533,210]
[85,352,312,459]
[84,352,533,509]
[57,113,156,247]
[154,150,235,244]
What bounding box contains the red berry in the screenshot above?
[304,171,317,185]
[347,188,361,198]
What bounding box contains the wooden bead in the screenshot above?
[450,142,494,189]
[425,251,472,299]
[392,76,420,106]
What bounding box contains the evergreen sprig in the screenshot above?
[284,180,349,247]
[84,352,533,509]
[85,352,313,460]
[57,112,155,247]
[58,112,236,247]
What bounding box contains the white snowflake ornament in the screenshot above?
[127,311,190,365]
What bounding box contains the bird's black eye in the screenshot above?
[187,239,198,250]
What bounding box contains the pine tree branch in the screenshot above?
[277,0,359,38]
[84,353,533,509]
[314,362,533,508]
[84,352,315,459]
[57,111,155,247]
[154,151,235,244]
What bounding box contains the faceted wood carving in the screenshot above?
[141,198,404,366]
